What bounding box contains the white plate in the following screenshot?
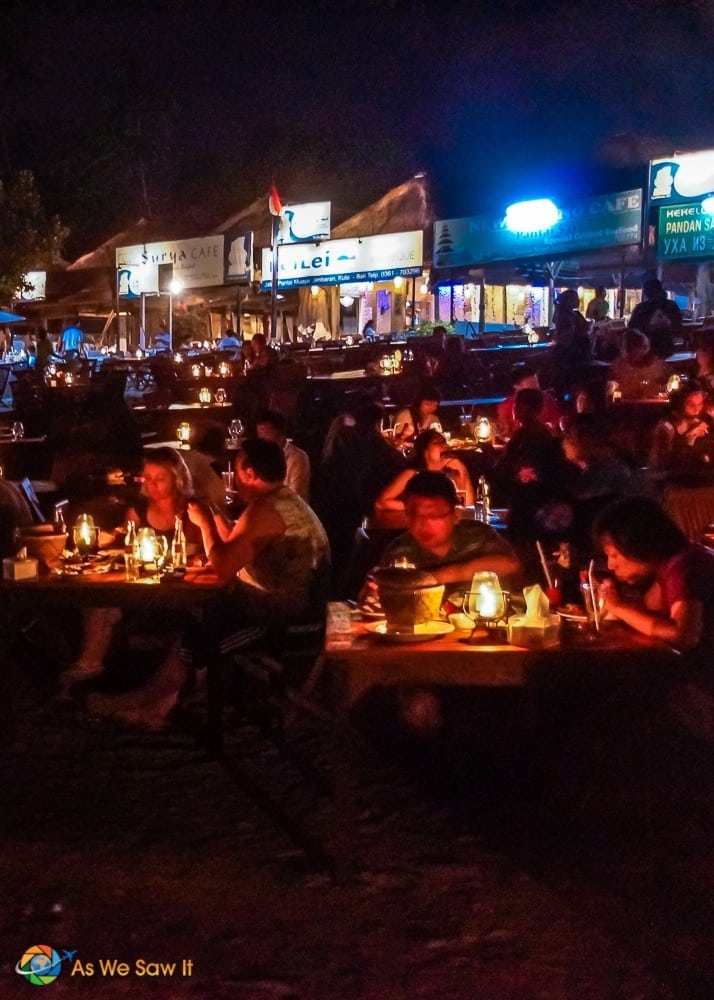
[364,620,455,643]
[358,606,387,621]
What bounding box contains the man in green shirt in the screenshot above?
[379,471,521,602]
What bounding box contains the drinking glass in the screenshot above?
[124,550,140,581]
[153,535,169,580]
[579,580,604,637]
[544,565,562,608]
[228,419,244,444]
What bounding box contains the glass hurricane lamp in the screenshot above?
[176,422,192,448]
[474,416,492,443]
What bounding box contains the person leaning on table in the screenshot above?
[362,471,522,736]
[86,439,331,730]
[594,495,714,743]
[374,470,520,600]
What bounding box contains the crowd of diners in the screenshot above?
[2,316,714,743]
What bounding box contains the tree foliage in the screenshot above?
[0,170,68,304]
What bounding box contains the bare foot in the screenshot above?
[60,662,105,686]
[87,690,179,731]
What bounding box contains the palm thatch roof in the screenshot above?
[331,174,433,249]
[213,195,275,248]
[68,216,204,272]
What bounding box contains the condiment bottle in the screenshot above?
[171,514,186,568]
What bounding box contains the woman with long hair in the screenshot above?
[123,446,200,547]
[649,380,714,471]
[63,449,201,693]
[393,382,443,443]
[375,428,474,511]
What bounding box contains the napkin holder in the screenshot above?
[507,583,560,648]
[3,547,39,581]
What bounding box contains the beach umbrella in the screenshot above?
[0,309,26,323]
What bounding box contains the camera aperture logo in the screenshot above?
[15,945,194,985]
[14,945,73,986]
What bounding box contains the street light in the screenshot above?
[167,277,183,353]
[504,198,560,233]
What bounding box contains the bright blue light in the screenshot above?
[504,198,560,233]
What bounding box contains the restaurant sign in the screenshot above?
[223,230,253,284]
[276,201,331,244]
[260,231,423,290]
[116,236,226,292]
[433,189,642,268]
[657,202,714,260]
[649,149,714,207]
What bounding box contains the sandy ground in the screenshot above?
[1,653,713,1000]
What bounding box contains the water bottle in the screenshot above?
[53,504,67,535]
[124,519,139,580]
[171,514,186,568]
[476,475,490,522]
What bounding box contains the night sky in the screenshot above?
[2,0,713,257]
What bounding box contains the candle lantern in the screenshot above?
[217,361,230,377]
[135,527,168,579]
[527,326,540,345]
[135,348,144,359]
[199,386,213,405]
[464,571,506,624]
[666,373,682,394]
[176,422,192,448]
[73,513,98,556]
[136,527,158,565]
[191,364,202,378]
[64,372,74,386]
[174,352,183,363]
[474,416,492,443]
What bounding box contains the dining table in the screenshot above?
[322,616,681,877]
[0,561,234,754]
[0,432,51,480]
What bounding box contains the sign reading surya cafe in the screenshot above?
[260,231,423,290]
[116,236,226,294]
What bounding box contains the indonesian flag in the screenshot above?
[268,184,282,216]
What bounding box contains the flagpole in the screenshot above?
[270,214,279,342]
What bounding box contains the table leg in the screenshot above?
[329,655,361,883]
[204,647,224,756]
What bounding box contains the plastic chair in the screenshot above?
[662,481,714,540]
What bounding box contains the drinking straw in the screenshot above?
[535,540,553,590]
[587,558,600,631]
